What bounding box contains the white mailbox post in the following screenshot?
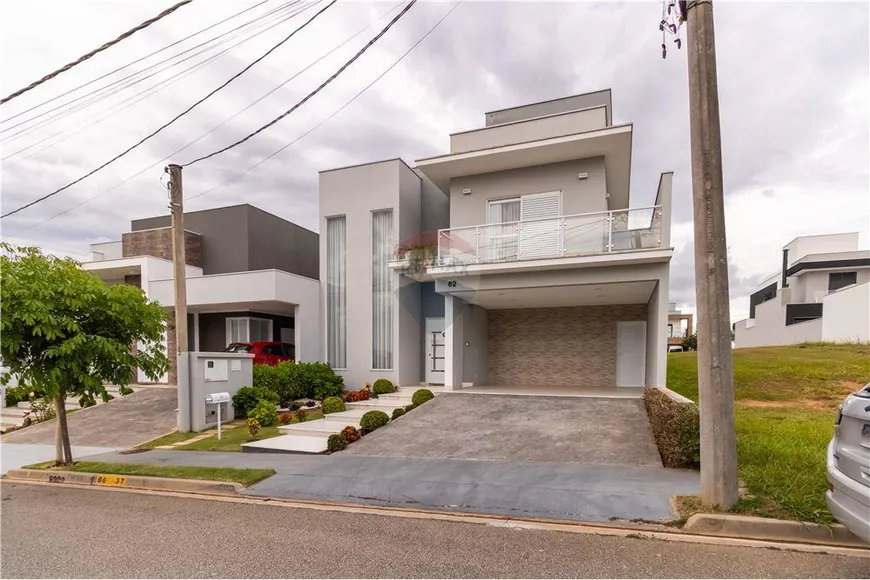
[205,392,231,440]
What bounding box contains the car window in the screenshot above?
[224,344,253,353]
[282,344,295,358]
[260,345,279,355]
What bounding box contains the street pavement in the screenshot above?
[81,448,699,522]
[1,483,866,578]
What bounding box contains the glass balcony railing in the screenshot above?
[436,206,662,266]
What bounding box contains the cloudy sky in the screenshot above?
[2,0,868,322]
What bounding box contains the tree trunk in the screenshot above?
[53,395,74,465]
[54,406,63,464]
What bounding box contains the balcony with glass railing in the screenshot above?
[436,206,663,267]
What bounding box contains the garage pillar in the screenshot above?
[444,295,464,390]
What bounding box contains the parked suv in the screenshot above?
[224,342,294,366]
[826,382,870,544]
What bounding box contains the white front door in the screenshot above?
[616,321,647,387]
[519,191,562,259]
[425,317,445,385]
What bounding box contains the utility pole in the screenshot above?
[167,163,191,431]
[685,0,739,508]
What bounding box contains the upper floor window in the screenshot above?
[326,216,347,369]
[828,271,857,292]
[372,209,394,370]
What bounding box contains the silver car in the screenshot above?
[826,382,870,543]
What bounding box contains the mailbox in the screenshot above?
[205,392,230,404]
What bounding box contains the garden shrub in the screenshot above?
[360,410,389,432]
[411,389,434,406]
[232,386,279,417]
[295,362,344,400]
[253,361,344,404]
[321,396,346,415]
[643,387,700,469]
[372,379,396,395]
[249,399,279,428]
[341,425,361,443]
[404,403,417,412]
[247,418,261,439]
[277,411,294,425]
[327,433,347,452]
[296,408,308,422]
[391,407,406,420]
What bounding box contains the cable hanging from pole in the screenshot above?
[0,0,335,220]
[183,0,419,167]
[1,0,195,105]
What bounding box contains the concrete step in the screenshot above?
[373,392,414,403]
[2,407,30,418]
[321,409,369,423]
[278,419,341,437]
[396,385,446,395]
[346,401,408,414]
[242,433,327,454]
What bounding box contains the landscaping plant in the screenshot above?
[1,243,168,466]
[321,396,346,414]
[372,379,397,395]
[295,408,308,422]
[249,399,279,428]
[391,407,406,420]
[359,410,389,433]
[411,389,435,406]
[341,425,361,443]
[247,418,261,439]
[327,433,347,452]
[277,411,294,425]
[404,403,417,412]
[232,386,279,417]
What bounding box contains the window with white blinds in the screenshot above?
[226,317,272,344]
[326,216,347,368]
[372,209,394,370]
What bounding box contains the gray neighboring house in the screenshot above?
[319,89,674,392]
[86,204,321,383]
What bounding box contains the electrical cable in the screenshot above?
[183,0,419,167]
[185,0,460,203]
[1,0,195,105]
[1,0,335,220]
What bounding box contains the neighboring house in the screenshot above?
[319,89,674,391]
[85,204,321,383]
[734,232,870,348]
[668,302,693,347]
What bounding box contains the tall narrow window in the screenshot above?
[372,210,394,370]
[326,216,346,368]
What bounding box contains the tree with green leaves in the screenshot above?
[0,244,169,465]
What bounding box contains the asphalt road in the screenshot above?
[2,484,867,579]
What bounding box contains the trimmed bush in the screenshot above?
[411,389,434,406]
[643,387,700,469]
[391,407,406,420]
[341,425,361,443]
[321,396,346,415]
[404,403,417,412]
[253,361,345,404]
[327,434,347,452]
[372,379,397,395]
[233,386,279,417]
[359,410,389,432]
[249,398,278,428]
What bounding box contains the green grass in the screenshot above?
[175,410,324,452]
[138,430,202,449]
[24,461,275,487]
[666,343,869,524]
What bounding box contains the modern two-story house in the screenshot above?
[319,90,673,393]
[85,204,321,383]
[734,232,870,348]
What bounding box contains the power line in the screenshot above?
[6,1,407,235]
[1,0,195,105]
[0,0,275,126]
[3,1,314,164]
[184,0,420,167]
[187,0,460,203]
[1,0,335,220]
[1,0,306,141]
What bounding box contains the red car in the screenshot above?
[224,342,294,366]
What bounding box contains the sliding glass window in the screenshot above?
[326,216,346,368]
[372,209,394,370]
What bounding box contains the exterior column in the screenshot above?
[444,295,464,390]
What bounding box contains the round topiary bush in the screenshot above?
[359,410,389,432]
[391,407,406,420]
[404,403,417,412]
[372,378,396,395]
[411,388,435,406]
[321,396,346,415]
[327,433,347,452]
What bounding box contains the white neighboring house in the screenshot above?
[734,233,870,348]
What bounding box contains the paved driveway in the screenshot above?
[1,388,177,448]
[343,393,663,467]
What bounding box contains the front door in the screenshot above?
[425,317,445,385]
[616,321,647,387]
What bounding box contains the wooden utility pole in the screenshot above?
[167,163,191,431]
[685,0,739,508]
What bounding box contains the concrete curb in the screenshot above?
[684,513,868,547]
[4,469,242,496]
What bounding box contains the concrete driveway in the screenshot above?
[1,387,177,448]
[343,393,663,467]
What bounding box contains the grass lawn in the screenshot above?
[24,461,275,487]
[667,343,870,524]
[138,430,203,449]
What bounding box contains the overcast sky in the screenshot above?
[1,0,868,323]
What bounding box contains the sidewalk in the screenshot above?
[80,449,699,522]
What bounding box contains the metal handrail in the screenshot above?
[438,205,661,234]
